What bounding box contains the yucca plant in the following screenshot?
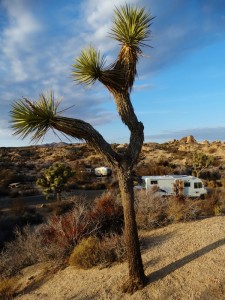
[10,92,60,143]
[10,4,154,293]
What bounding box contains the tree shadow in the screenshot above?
[15,263,64,297]
[141,231,175,253]
[147,237,225,283]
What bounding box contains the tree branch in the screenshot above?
[53,116,121,166]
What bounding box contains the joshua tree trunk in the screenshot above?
[117,167,146,291]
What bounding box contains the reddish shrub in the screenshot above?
[88,192,124,235]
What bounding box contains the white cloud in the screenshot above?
[1,0,41,82]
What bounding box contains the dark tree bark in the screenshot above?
[117,167,147,292]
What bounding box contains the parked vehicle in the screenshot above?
[94,167,112,177]
[141,175,207,198]
[8,182,21,189]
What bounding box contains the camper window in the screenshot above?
[194,182,202,189]
[184,182,190,187]
[151,180,158,184]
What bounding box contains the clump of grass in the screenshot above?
[69,236,102,269]
[0,276,18,300]
[69,233,126,269]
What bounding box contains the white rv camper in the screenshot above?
[142,175,207,198]
[94,167,112,176]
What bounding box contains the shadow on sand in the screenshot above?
[147,237,225,283]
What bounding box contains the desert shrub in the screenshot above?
[0,222,69,278]
[135,190,169,229]
[137,162,174,176]
[135,189,225,229]
[69,236,102,269]
[201,170,221,181]
[73,170,92,185]
[40,202,94,252]
[49,200,75,215]
[0,211,43,250]
[0,226,45,277]
[0,276,18,300]
[200,189,225,216]
[100,233,127,264]
[0,169,21,190]
[69,233,126,269]
[89,192,124,235]
[166,197,202,222]
[220,179,225,188]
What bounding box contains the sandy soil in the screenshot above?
[15,216,225,300]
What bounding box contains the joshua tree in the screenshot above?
[186,152,214,178]
[10,4,154,292]
[36,163,73,202]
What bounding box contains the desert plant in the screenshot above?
[166,197,201,222]
[0,276,18,300]
[135,190,169,229]
[69,236,102,269]
[10,4,154,291]
[90,192,124,235]
[0,226,44,277]
[36,162,74,202]
[69,233,126,269]
[186,152,214,178]
[100,233,127,264]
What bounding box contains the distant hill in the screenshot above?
[1,136,225,191]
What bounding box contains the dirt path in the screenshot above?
[0,189,105,210]
[15,216,225,300]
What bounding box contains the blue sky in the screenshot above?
[1,0,225,147]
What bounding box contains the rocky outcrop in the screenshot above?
[180,135,197,144]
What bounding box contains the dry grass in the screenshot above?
[14,216,225,300]
[69,233,126,269]
[1,189,225,299]
[0,193,124,278]
[135,189,225,229]
[0,276,18,300]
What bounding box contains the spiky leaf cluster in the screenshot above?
[72,46,106,86]
[110,4,153,49]
[10,92,60,143]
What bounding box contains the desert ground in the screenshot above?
[14,216,225,300]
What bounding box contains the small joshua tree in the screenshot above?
[10,4,154,292]
[36,163,73,202]
[186,152,214,178]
